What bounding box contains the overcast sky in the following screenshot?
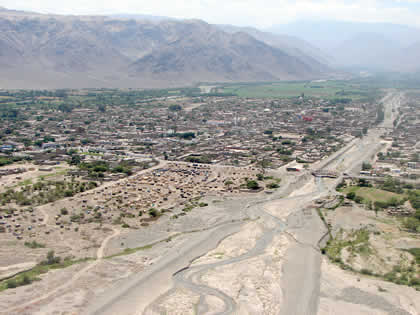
[1,0,420,28]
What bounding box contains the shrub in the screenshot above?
[361,268,373,275]
[407,248,420,265]
[24,241,45,249]
[246,180,260,190]
[336,180,346,190]
[42,250,61,265]
[64,190,74,197]
[393,265,402,273]
[22,275,31,285]
[6,279,17,288]
[354,196,364,204]
[409,277,420,286]
[384,271,397,282]
[60,208,69,215]
[403,218,420,233]
[70,214,82,222]
[378,286,387,292]
[267,183,279,189]
[148,208,159,217]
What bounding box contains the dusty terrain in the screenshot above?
[318,259,420,315]
[1,92,419,315]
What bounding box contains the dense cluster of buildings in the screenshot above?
[1,93,379,171]
[370,94,420,180]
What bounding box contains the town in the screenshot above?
[0,82,419,314]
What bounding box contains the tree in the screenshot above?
[69,155,81,165]
[58,103,73,113]
[362,162,372,171]
[148,208,159,217]
[21,138,32,147]
[346,192,356,200]
[178,132,196,140]
[358,179,370,187]
[362,127,368,135]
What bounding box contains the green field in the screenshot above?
[343,186,406,204]
[219,80,380,100]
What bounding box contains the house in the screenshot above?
[0,145,13,152]
[408,162,417,169]
[42,143,59,150]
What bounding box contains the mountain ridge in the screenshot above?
[0,8,331,89]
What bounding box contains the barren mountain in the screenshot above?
[129,22,327,84]
[0,8,330,89]
[219,24,331,65]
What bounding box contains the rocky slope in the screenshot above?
[0,8,330,89]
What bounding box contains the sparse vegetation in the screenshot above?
[0,253,92,292]
[24,241,45,249]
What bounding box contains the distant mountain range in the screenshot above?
[269,20,420,72]
[3,6,419,89]
[0,8,331,89]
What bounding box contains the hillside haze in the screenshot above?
[0,8,330,89]
[270,20,420,72]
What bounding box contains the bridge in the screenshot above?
[311,170,339,178]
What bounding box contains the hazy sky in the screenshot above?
[2,0,420,28]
